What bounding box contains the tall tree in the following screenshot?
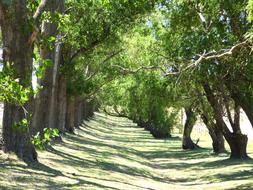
[0,0,47,161]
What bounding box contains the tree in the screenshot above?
[182,107,198,150]
[139,0,252,158]
[0,0,47,161]
[197,96,226,154]
[32,0,65,135]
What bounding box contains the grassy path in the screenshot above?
[0,112,253,190]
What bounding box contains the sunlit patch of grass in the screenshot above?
[0,112,253,190]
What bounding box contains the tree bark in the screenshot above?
[83,100,95,120]
[182,107,197,150]
[78,101,84,125]
[224,77,253,128]
[226,134,248,159]
[201,114,225,154]
[66,97,75,133]
[56,74,67,133]
[240,103,253,128]
[74,97,83,128]
[0,2,37,161]
[212,125,225,154]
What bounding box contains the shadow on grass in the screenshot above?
[228,183,253,190]
[1,113,253,189]
[63,115,253,187]
[0,161,63,177]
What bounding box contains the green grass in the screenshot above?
[0,112,253,190]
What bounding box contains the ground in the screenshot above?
[0,112,253,190]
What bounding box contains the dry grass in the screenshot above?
[0,112,253,190]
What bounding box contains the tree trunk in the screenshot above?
[227,134,248,159]
[241,103,253,128]
[88,100,95,118]
[83,100,94,120]
[233,95,253,128]
[32,0,64,134]
[66,97,75,133]
[83,100,90,120]
[77,101,84,126]
[74,97,83,128]
[208,125,225,154]
[0,2,37,161]
[203,83,248,159]
[201,114,225,154]
[56,74,67,133]
[212,126,225,154]
[226,83,253,128]
[182,107,197,150]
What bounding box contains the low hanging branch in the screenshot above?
[193,39,250,66]
[173,39,251,77]
[85,49,124,81]
[112,65,173,75]
[110,39,251,78]
[69,40,100,63]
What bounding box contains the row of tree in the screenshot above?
[0,0,157,162]
[1,0,253,162]
[97,0,253,159]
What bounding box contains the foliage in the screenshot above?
[32,50,53,80]
[31,128,60,150]
[58,0,160,98]
[248,0,253,21]
[0,65,32,105]
[151,0,252,109]
[12,118,29,133]
[99,70,180,138]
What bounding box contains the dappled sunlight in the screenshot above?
[0,113,253,189]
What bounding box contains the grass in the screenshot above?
[0,112,253,190]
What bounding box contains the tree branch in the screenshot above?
[85,49,124,81]
[170,39,251,81]
[101,49,124,64]
[194,39,250,66]
[112,65,174,75]
[27,0,48,46]
[69,39,100,63]
[33,0,47,21]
